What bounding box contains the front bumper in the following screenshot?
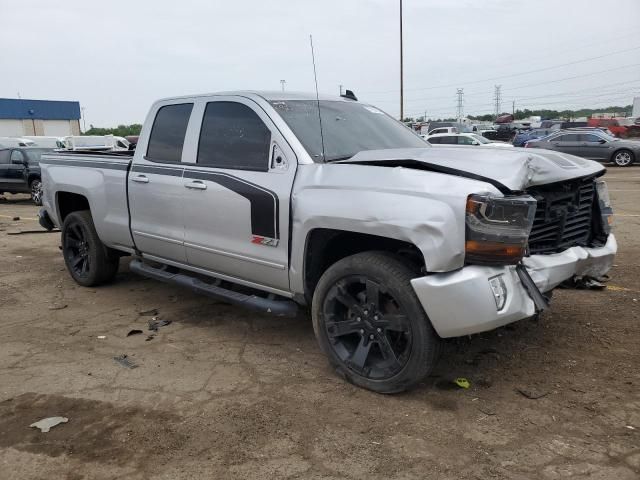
[410,234,617,338]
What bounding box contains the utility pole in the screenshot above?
[339,84,343,96]
[494,85,502,119]
[399,0,404,121]
[280,79,286,92]
[512,100,515,116]
[456,88,464,121]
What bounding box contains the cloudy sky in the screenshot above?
[1,0,638,126]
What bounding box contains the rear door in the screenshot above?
[181,97,297,292]
[5,150,28,191]
[128,102,194,263]
[549,133,581,156]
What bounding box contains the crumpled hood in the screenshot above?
[340,146,605,191]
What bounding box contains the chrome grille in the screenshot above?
[527,178,596,254]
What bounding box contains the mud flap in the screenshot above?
[516,264,550,313]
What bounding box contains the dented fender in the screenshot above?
[288,163,501,295]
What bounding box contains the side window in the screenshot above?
[197,102,271,171]
[10,150,24,163]
[440,136,458,145]
[0,150,10,164]
[554,134,579,142]
[581,134,604,143]
[146,103,193,163]
[457,136,475,145]
[428,137,441,144]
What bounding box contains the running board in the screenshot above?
[129,259,298,317]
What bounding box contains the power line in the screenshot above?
[360,45,640,95]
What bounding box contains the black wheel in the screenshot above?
[30,178,43,206]
[612,149,634,167]
[312,251,440,394]
[61,210,119,287]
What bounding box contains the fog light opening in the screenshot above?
[489,274,507,311]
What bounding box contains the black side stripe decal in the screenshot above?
[39,158,130,170]
[185,170,279,240]
[41,158,280,240]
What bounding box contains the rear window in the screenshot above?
[146,103,193,163]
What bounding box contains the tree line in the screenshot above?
[84,124,142,136]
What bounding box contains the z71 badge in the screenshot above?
[251,235,279,247]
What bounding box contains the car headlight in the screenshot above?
[465,194,537,265]
[596,180,613,233]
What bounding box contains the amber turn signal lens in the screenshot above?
[465,240,525,264]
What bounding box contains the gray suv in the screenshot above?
[525,129,639,167]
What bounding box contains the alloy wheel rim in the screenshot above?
[31,181,42,204]
[65,223,91,277]
[322,276,412,380]
[615,152,631,166]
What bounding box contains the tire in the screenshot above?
[29,178,43,206]
[612,149,634,167]
[311,251,441,394]
[61,210,119,287]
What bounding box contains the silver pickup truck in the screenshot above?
[38,91,617,393]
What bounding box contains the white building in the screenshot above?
[0,98,81,137]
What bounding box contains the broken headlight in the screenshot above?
[596,180,613,234]
[465,194,537,265]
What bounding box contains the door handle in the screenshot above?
[131,175,149,183]
[185,180,207,190]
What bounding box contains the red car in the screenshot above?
[587,118,627,137]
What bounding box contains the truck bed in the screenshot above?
[39,150,135,252]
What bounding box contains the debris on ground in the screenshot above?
[138,308,159,316]
[516,387,549,399]
[126,329,143,337]
[559,276,607,290]
[12,216,20,221]
[113,354,138,369]
[148,317,172,332]
[48,303,68,310]
[30,416,69,433]
[454,378,470,389]
[145,335,155,341]
[97,335,106,339]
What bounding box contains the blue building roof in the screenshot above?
[0,98,81,120]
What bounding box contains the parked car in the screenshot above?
[513,128,556,147]
[0,147,52,204]
[483,124,516,142]
[21,136,66,148]
[0,137,37,148]
[39,91,616,393]
[587,118,627,138]
[423,133,514,148]
[525,129,639,166]
[426,126,458,135]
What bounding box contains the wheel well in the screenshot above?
[304,228,426,302]
[57,192,90,222]
[27,174,40,186]
[612,148,634,158]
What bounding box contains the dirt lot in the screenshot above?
[1,170,639,480]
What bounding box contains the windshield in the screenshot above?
[470,134,491,144]
[23,148,53,163]
[270,100,427,161]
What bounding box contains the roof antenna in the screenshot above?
[309,34,326,162]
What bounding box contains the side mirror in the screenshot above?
[599,139,607,144]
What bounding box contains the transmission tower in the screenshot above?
[456,88,464,120]
[494,85,502,118]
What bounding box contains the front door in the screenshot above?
[550,133,582,156]
[128,102,194,263]
[0,150,28,192]
[182,98,296,292]
[577,133,612,160]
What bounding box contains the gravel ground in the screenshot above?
[0,170,638,479]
